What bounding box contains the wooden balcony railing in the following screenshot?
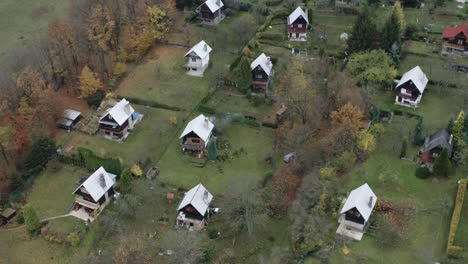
[182,143,205,151]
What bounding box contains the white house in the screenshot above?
[250,53,273,91]
[99,99,143,140]
[395,66,428,107]
[287,7,309,41]
[70,167,117,222]
[336,183,377,241]
[180,114,214,157]
[184,40,212,77]
[176,183,213,230]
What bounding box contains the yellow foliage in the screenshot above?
[169,116,177,125]
[331,103,364,132]
[87,6,115,51]
[131,164,143,177]
[113,63,127,77]
[446,179,467,257]
[357,130,377,153]
[79,66,104,98]
[393,2,406,35]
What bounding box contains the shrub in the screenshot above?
[16,212,24,224]
[23,205,40,234]
[232,115,260,127]
[262,122,278,128]
[113,62,127,77]
[130,164,143,177]
[86,90,105,108]
[400,138,407,158]
[67,233,81,247]
[207,227,219,239]
[319,167,336,179]
[78,147,122,175]
[197,105,216,115]
[446,179,467,257]
[239,2,252,11]
[433,148,451,177]
[335,151,356,172]
[117,169,133,194]
[415,167,431,179]
[185,12,198,22]
[116,95,182,111]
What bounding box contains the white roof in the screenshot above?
[203,0,224,13]
[63,109,81,120]
[73,167,117,202]
[99,99,135,126]
[177,184,213,215]
[340,183,377,222]
[396,66,428,94]
[184,40,212,59]
[250,53,273,76]
[287,6,309,25]
[180,114,214,146]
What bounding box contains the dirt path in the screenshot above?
[0,214,70,232]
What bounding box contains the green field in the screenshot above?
[0,0,69,56]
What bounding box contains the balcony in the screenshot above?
[75,196,100,210]
[443,41,467,51]
[181,142,205,151]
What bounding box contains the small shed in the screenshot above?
[57,109,82,130]
[1,208,16,224]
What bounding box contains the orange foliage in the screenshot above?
[330,103,364,132]
[271,168,302,209]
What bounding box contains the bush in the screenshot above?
[86,90,105,108]
[261,171,274,186]
[67,233,81,247]
[207,227,219,239]
[319,167,336,179]
[116,95,182,111]
[446,179,467,257]
[197,105,216,115]
[113,62,127,77]
[335,151,356,172]
[23,205,40,234]
[415,167,431,179]
[16,213,24,224]
[239,2,252,11]
[23,138,56,172]
[117,169,133,194]
[78,147,122,175]
[232,115,260,127]
[130,164,143,177]
[262,122,278,128]
[185,12,198,22]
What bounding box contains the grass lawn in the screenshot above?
[157,123,275,195]
[329,115,462,263]
[26,165,89,219]
[62,105,184,167]
[311,12,355,54]
[0,0,69,56]
[204,90,273,116]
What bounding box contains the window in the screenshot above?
[192,139,200,143]
[457,39,464,45]
[191,68,197,71]
[191,58,197,62]
[256,75,263,79]
[298,24,302,28]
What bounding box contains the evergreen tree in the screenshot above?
[382,11,401,53]
[117,169,133,194]
[400,138,407,158]
[447,117,455,134]
[413,117,424,145]
[347,5,378,54]
[233,57,252,92]
[433,148,450,177]
[23,205,40,233]
[208,137,218,160]
[453,110,465,149]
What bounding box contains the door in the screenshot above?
[296,33,299,38]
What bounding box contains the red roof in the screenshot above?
[442,22,468,39]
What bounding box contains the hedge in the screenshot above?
[197,105,216,115]
[116,95,182,111]
[262,122,278,128]
[258,32,283,41]
[232,115,260,128]
[446,179,467,258]
[77,147,122,175]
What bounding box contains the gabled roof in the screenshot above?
[396,66,428,94]
[424,129,453,155]
[202,0,224,13]
[184,40,212,59]
[340,183,377,222]
[73,167,117,202]
[180,114,214,146]
[250,53,273,76]
[287,6,309,25]
[177,183,213,216]
[99,99,135,126]
[442,22,468,39]
[63,109,81,121]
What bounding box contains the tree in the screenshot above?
[117,169,133,194]
[447,117,455,134]
[382,11,401,55]
[393,2,406,35]
[346,49,397,87]
[433,148,450,177]
[130,164,143,177]
[357,130,377,153]
[230,56,252,92]
[13,97,33,154]
[347,5,378,54]
[453,141,467,166]
[453,110,465,149]
[160,230,204,264]
[0,126,12,165]
[331,103,364,132]
[400,138,407,158]
[335,151,357,172]
[79,66,104,98]
[23,204,40,233]
[413,116,424,145]
[207,136,218,160]
[23,137,55,171]
[87,5,116,52]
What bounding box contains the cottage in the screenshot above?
[70,167,117,222]
[198,0,225,24]
[176,183,213,230]
[180,114,214,157]
[250,53,273,91]
[336,183,377,241]
[442,22,468,57]
[1,208,16,225]
[421,129,453,165]
[57,109,82,130]
[99,99,142,140]
[394,66,428,107]
[287,7,309,41]
[184,40,212,77]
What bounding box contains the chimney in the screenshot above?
[204,44,208,51]
[266,56,271,65]
[99,174,106,188]
[204,190,209,202]
[368,196,373,208]
[216,0,220,6]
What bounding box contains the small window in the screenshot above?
[457,39,463,45]
[191,68,197,71]
[298,24,303,28]
[191,58,197,62]
[256,75,263,79]
[192,139,200,143]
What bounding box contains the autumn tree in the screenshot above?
[268,168,302,214]
[0,126,12,165]
[12,66,47,100]
[13,98,33,155]
[79,66,104,98]
[331,103,364,132]
[87,5,116,52]
[346,49,397,87]
[357,130,377,153]
[322,71,365,115]
[393,2,406,35]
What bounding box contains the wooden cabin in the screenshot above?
[421,129,453,166]
[198,0,225,24]
[287,7,309,42]
[337,183,377,241]
[184,40,212,77]
[99,99,142,140]
[442,22,468,57]
[394,66,428,108]
[250,53,273,92]
[176,184,213,230]
[70,167,117,222]
[180,114,215,157]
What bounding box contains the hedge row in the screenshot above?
[232,115,260,128]
[447,179,467,258]
[77,147,122,175]
[197,105,216,115]
[116,95,182,111]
